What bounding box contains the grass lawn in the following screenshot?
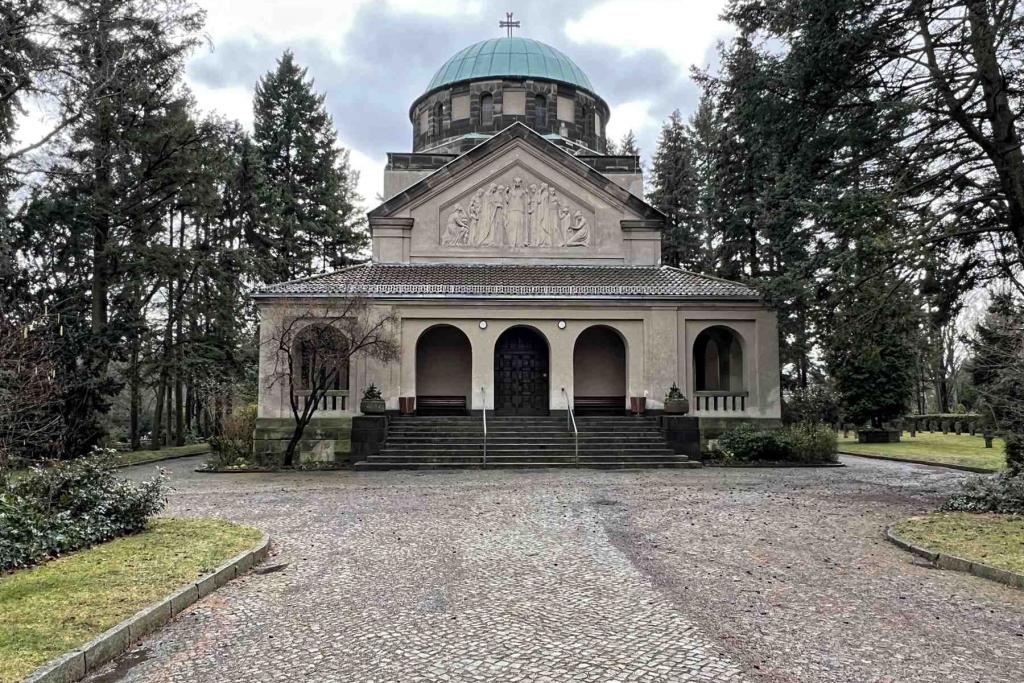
[838,431,1006,471]
[894,512,1024,575]
[116,442,209,467]
[0,518,261,683]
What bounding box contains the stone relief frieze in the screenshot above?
[441,173,592,249]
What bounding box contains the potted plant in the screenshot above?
[663,383,689,414]
[360,384,386,415]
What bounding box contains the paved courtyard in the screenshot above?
[86,456,1024,683]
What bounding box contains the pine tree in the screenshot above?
[253,51,366,282]
[618,130,640,157]
[648,111,700,269]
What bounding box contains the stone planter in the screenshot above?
[630,396,647,415]
[399,396,416,415]
[360,398,386,415]
[664,398,690,415]
[857,429,902,443]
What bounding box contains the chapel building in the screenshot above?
[254,36,781,465]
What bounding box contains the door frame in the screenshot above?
[493,325,550,416]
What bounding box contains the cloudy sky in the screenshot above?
[187,0,732,207]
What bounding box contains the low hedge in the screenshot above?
[0,450,166,572]
[717,423,838,464]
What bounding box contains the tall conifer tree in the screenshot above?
[253,51,365,282]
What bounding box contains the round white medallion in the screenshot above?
[479,320,487,329]
[558,320,567,329]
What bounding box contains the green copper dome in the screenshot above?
[425,37,595,94]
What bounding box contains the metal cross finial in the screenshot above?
[499,12,520,37]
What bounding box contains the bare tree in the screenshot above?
[0,318,64,469]
[264,298,398,468]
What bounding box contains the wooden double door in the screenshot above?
[494,327,549,416]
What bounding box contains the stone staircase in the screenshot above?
[353,415,700,470]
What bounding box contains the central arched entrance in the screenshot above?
[494,326,549,416]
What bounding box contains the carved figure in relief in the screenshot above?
[467,189,483,244]
[557,204,572,245]
[505,177,528,247]
[526,184,538,246]
[548,188,562,246]
[536,184,551,247]
[565,209,590,246]
[442,203,470,246]
[476,183,499,246]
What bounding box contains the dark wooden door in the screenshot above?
[494,327,549,416]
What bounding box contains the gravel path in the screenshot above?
[85,456,1024,682]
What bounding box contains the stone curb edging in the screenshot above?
[23,533,271,683]
[839,451,997,474]
[885,525,1024,591]
[114,449,211,470]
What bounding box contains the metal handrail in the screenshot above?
[562,387,579,467]
[481,386,488,468]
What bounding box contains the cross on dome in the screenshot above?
[499,12,520,37]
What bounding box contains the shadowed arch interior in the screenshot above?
[416,325,472,414]
[693,326,744,392]
[573,325,626,414]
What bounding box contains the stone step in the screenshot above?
[385,437,669,445]
[354,460,700,470]
[377,449,678,458]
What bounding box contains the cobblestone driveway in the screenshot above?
[87,457,1024,682]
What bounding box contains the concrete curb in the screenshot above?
[23,533,271,683]
[114,449,211,470]
[885,525,1024,591]
[839,451,997,474]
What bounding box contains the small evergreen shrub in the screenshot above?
[210,404,257,468]
[941,471,1024,514]
[716,423,838,464]
[0,450,166,571]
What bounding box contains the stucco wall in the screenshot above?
[256,298,782,421]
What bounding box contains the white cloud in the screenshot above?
[565,0,732,72]
[200,0,371,49]
[189,82,255,129]
[348,146,385,208]
[606,99,656,144]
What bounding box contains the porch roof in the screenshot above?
[254,263,760,301]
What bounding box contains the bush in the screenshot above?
[716,423,838,464]
[787,423,839,463]
[209,405,257,468]
[941,471,1024,514]
[0,449,166,571]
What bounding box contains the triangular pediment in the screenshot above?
[369,124,664,264]
[369,123,663,222]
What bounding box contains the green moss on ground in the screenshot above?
[894,512,1024,575]
[838,431,1006,471]
[0,518,261,683]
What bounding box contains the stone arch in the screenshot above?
[293,324,349,392]
[572,325,627,415]
[432,101,444,136]
[534,93,548,129]
[415,324,472,414]
[480,92,494,126]
[693,325,745,392]
[493,325,550,416]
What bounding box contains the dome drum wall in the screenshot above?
[411,79,609,154]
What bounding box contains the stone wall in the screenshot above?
[253,417,353,468]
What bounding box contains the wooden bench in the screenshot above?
[573,396,626,416]
[416,395,468,416]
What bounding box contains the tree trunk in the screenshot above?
[966,1,1024,254]
[152,379,165,450]
[129,340,141,450]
